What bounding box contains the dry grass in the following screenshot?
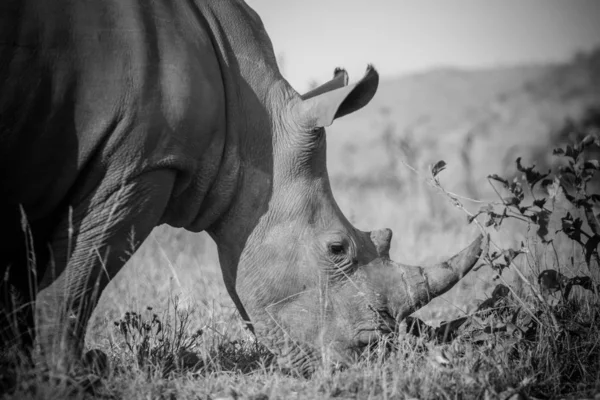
[4,169,599,399]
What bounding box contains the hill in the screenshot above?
[327,48,600,199]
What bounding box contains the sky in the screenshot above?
[246,0,600,92]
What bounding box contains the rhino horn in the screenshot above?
[384,234,488,320]
[422,234,487,298]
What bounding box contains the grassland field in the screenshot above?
[5,50,600,399]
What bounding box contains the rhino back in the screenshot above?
[0,0,226,222]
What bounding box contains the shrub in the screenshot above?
[114,298,204,377]
[421,129,600,397]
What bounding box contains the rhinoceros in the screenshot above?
[0,0,485,373]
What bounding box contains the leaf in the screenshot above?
[538,269,567,291]
[479,204,493,213]
[507,181,525,200]
[574,197,592,210]
[581,133,597,147]
[584,235,600,267]
[488,174,509,187]
[559,165,575,176]
[581,167,596,183]
[583,160,600,170]
[502,248,522,265]
[491,284,510,299]
[468,204,494,224]
[561,213,584,243]
[436,317,469,343]
[431,160,447,178]
[533,198,547,209]
[485,210,507,230]
[535,209,551,242]
[516,157,549,187]
[518,206,530,215]
[503,196,520,206]
[564,144,579,160]
[568,276,594,291]
[541,178,554,187]
[563,190,575,203]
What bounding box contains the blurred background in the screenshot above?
[89,1,600,347]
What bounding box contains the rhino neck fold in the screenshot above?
[192,0,296,330]
[196,0,292,239]
[186,0,290,234]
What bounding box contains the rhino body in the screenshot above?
[0,0,484,373]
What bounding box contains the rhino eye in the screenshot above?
[328,242,345,256]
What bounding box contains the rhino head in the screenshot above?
[205,58,485,372]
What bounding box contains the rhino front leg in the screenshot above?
[35,169,175,373]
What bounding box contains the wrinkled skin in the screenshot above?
[0,0,485,373]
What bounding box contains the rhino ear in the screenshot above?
[297,65,379,128]
[301,67,349,100]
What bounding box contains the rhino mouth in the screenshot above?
[354,308,397,348]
